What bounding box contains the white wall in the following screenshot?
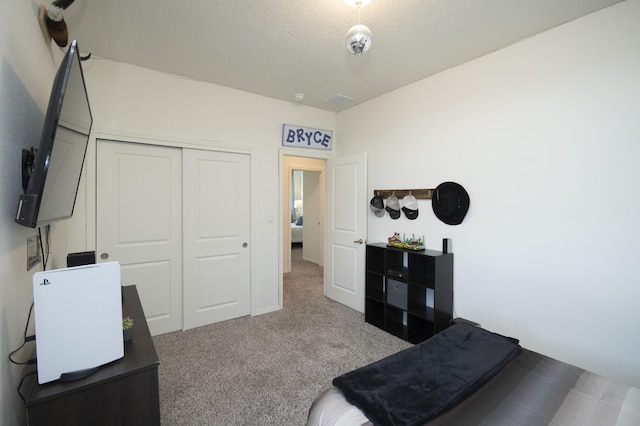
[337,0,640,386]
[0,3,74,425]
[79,60,335,316]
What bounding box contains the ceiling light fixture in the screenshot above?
[345,0,372,56]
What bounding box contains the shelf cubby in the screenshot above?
[364,243,453,344]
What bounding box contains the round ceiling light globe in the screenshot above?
[346,24,372,56]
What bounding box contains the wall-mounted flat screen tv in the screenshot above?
[15,39,93,228]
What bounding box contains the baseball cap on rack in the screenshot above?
[370,194,385,217]
[401,193,419,220]
[385,194,401,219]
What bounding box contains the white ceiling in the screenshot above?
[62,0,623,112]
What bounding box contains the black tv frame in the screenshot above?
[15,39,93,228]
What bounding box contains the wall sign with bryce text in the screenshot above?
[282,124,333,151]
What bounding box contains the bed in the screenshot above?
[291,216,303,244]
[307,322,640,426]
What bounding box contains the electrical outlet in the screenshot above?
[27,235,41,271]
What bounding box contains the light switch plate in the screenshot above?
[27,235,41,271]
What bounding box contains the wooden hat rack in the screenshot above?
[373,188,434,200]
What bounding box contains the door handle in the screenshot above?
[100,253,109,260]
[353,239,364,244]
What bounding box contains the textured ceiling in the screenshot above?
[62,0,624,112]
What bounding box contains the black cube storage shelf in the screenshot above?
[364,243,453,344]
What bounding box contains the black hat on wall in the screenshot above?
[432,182,470,225]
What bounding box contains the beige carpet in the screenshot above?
[153,247,411,425]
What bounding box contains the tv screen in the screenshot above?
[15,39,93,228]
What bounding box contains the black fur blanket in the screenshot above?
[332,323,521,426]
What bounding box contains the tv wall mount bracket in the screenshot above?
[22,147,37,193]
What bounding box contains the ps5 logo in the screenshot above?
[40,278,51,286]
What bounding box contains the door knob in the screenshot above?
[242,242,248,248]
[100,253,109,260]
[353,239,364,244]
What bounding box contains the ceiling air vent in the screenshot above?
[325,94,355,108]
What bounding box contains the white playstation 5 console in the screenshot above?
[32,261,124,384]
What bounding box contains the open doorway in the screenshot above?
[282,156,325,274]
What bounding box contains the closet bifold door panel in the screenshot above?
[182,149,250,330]
[97,140,184,335]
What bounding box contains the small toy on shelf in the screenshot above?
[387,233,425,250]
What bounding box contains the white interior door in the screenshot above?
[325,153,367,312]
[182,149,250,330]
[96,140,183,335]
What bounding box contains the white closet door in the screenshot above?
[182,149,250,330]
[96,140,183,335]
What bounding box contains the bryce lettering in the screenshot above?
[282,124,332,150]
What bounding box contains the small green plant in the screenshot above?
[122,316,134,330]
